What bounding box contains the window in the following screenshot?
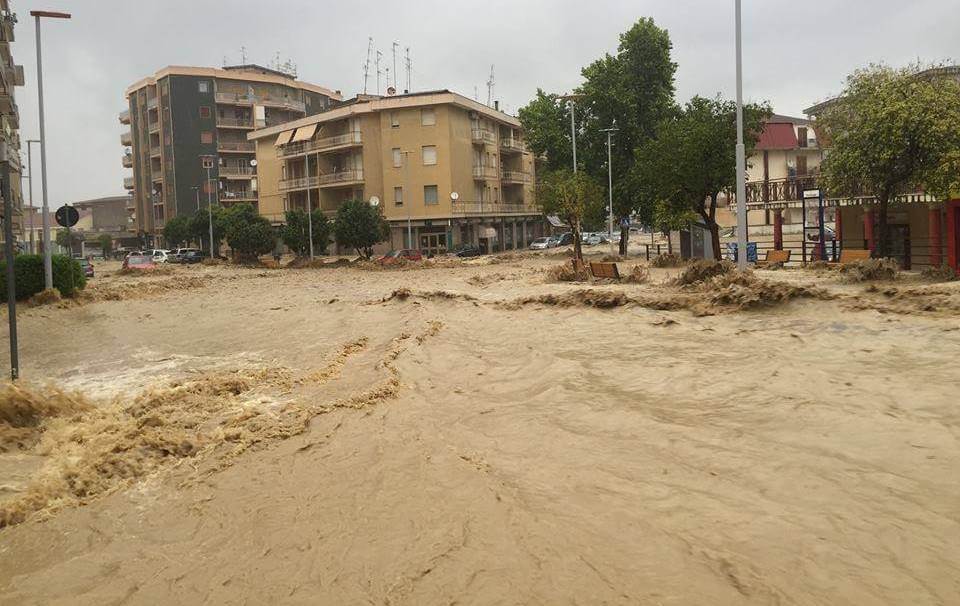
[797,127,808,148]
[390,111,399,128]
[422,145,437,166]
[424,185,438,205]
[198,81,210,93]
[394,186,403,207]
[421,108,436,126]
[796,154,808,176]
[200,106,211,119]
[392,148,402,168]
[200,131,213,144]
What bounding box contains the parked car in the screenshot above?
[546,236,561,248]
[529,237,552,250]
[152,249,171,263]
[180,250,206,264]
[448,244,481,258]
[122,254,156,271]
[556,232,575,247]
[78,258,94,278]
[582,234,602,246]
[379,249,423,265]
[169,248,200,263]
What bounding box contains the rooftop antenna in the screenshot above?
[363,37,373,94]
[474,85,478,101]
[375,50,383,95]
[486,65,495,107]
[392,41,399,90]
[405,46,411,92]
[240,45,247,65]
[222,55,228,68]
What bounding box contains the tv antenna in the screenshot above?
[363,37,373,94]
[392,41,399,90]
[375,50,383,95]
[404,46,412,92]
[240,45,247,65]
[486,65,495,106]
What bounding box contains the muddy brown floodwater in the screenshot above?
[0,255,959,605]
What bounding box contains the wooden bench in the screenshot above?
[589,261,621,280]
[756,249,790,268]
[837,249,871,264]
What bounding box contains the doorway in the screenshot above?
[885,224,911,269]
[419,233,447,258]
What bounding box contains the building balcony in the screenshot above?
[220,165,255,178]
[146,97,158,110]
[451,201,540,216]
[150,145,161,158]
[744,175,820,206]
[215,92,305,113]
[471,129,495,145]
[279,176,318,191]
[500,169,530,184]
[276,131,363,158]
[500,138,525,153]
[151,171,163,182]
[215,91,254,105]
[319,169,363,187]
[220,191,258,203]
[119,109,130,125]
[0,15,14,44]
[120,131,132,146]
[217,141,255,153]
[259,97,306,113]
[122,153,133,168]
[216,116,254,129]
[472,165,498,180]
[123,177,134,190]
[148,119,160,133]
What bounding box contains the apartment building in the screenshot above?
[249,90,541,255]
[120,64,340,245]
[0,1,25,252]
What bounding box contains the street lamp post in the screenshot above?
[26,140,39,254]
[402,150,412,248]
[31,10,71,290]
[601,125,619,256]
[734,0,748,270]
[206,164,214,259]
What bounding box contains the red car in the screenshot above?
[379,249,423,265]
[122,254,157,271]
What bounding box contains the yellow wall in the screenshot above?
[254,138,284,222]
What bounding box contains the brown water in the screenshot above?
[0,258,958,605]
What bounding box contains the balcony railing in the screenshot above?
[471,129,495,145]
[146,97,158,110]
[215,91,305,113]
[150,145,161,157]
[500,138,525,153]
[500,170,530,184]
[220,191,258,202]
[148,119,160,133]
[744,175,820,205]
[119,109,130,125]
[122,154,133,168]
[220,166,255,177]
[279,176,319,191]
[217,141,255,153]
[216,116,254,129]
[319,169,364,186]
[452,201,541,216]
[123,177,134,190]
[277,131,363,158]
[121,131,132,146]
[472,165,498,180]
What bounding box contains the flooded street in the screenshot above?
[1,257,959,605]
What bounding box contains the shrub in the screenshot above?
[839,258,899,282]
[674,259,734,285]
[334,199,389,259]
[623,265,649,283]
[651,253,684,268]
[547,262,590,282]
[920,264,957,282]
[0,254,85,301]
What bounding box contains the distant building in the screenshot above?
[120,64,341,245]
[249,90,542,255]
[0,1,26,253]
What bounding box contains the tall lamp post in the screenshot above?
[601,124,619,256]
[559,94,584,173]
[31,10,71,290]
[402,150,411,248]
[201,156,215,259]
[734,0,748,270]
[26,139,40,254]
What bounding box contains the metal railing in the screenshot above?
[279,176,319,191]
[319,169,364,185]
[146,97,158,110]
[472,165,498,179]
[219,165,255,177]
[148,119,160,133]
[119,109,130,124]
[220,191,257,202]
[500,169,530,184]
[215,91,305,113]
[452,200,540,216]
[276,131,362,158]
[500,138,525,153]
[471,129,495,145]
[122,154,133,168]
[216,116,254,128]
[217,141,255,152]
[123,177,134,189]
[120,131,132,146]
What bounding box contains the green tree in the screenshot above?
[536,169,606,261]
[162,215,193,248]
[221,203,276,261]
[817,63,960,257]
[281,208,331,256]
[55,228,83,253]
[334,199,389,259]
[97,234,113,258]
[634,96,769,259]
[189,206,227,256]
[518,90,574,173]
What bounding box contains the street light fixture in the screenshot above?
[559,94,585,173]
[734,0,748,269]
[600,124,619,256]
[26,139,40,254]
[31,10,71,290]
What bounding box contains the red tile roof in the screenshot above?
[756,122,798,150]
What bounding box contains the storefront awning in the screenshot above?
[547,215,565,228]
[291,123,318,143]
[274,130,294,146]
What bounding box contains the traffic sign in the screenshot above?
[55,205,79,228]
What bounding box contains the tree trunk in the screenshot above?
[619,224,629,256]
[572,218,583,261]
[877,193,889,258]
[709,220,722,260]
[666,230,673,255]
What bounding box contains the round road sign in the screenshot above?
[55,205,79,228]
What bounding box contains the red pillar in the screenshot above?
[773,209,783,250]
[946,200,960,274]
[929,207,943,267]
[835,206,843,243]
[864,208,875,253]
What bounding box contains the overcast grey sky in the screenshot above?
[10,0,958,205]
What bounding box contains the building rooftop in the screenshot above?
[804,64,960,116]
[125,65,341,100]
[755,122,799,150]
[248,89,521,141]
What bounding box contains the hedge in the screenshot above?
[0,254,86,301]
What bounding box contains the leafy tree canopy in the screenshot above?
[282,208,332,257]
[334,199,389,259]
[537,169,605,260]
[162,215,193,248]
[221,203,276,261]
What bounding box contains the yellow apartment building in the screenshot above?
[249,90,541,255]
[0,1,25,251]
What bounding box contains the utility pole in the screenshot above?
[392,41,399,91]
[486,65,495,107]
[375,50,382,95]
[403,151,412,248]
[32,10,71,290]
[204,160,214,259]
[405,47,411,92]
[559,94,583,173]
[26,139,39,254]
[307,154,315,259]
[734,0,748,270]
[601,124,619,256]
[2,139,18,379]
[363,37,373,94]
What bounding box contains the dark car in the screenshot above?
[181,250,206,264]
[448,244,481,258]
[556,232,574,246]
